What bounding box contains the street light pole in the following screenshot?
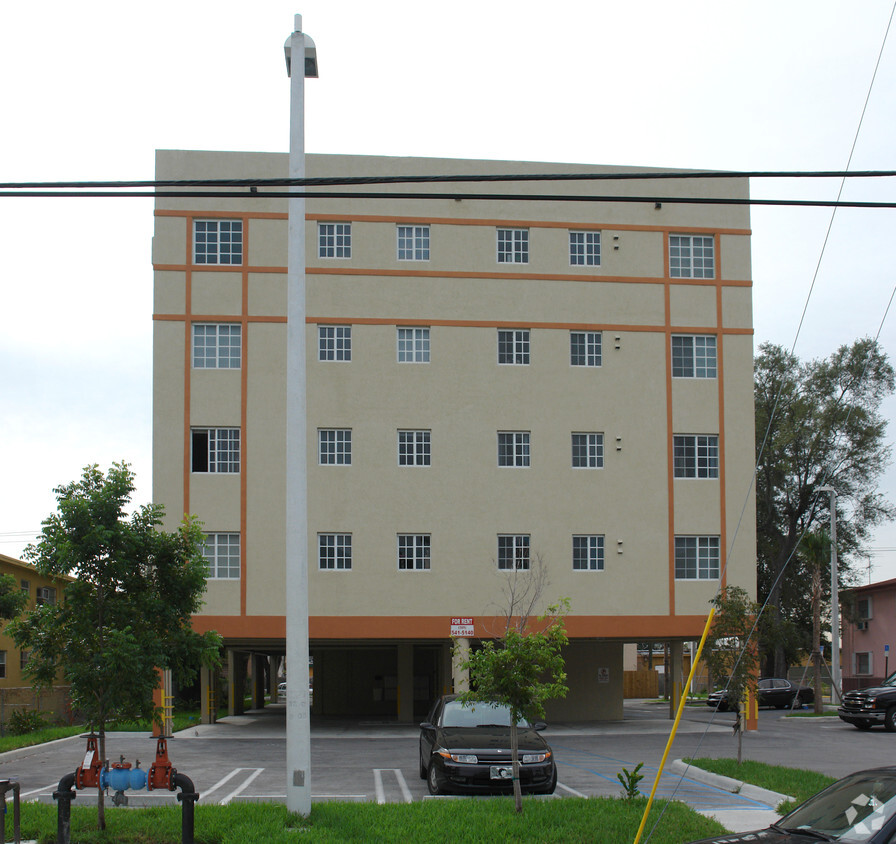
[284,13,317,817]
[818,486,841,703]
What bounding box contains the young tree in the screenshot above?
[703,586,764,764]
[9,463,221,830]
[456,592,569,813]
[755,339,895,676]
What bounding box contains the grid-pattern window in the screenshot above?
[193,324,241,369]
[319,326,352,361]
[35,586,56,606]
[194,220,243,265]
[858,597,873,620]
[319,429,352,465]
[669,234,714,278]
[398,430,431,466]
[397,327,430,362]
[569,231,601,266]
[0,652,5,680]
[20,580,28,594]
[319,223,352,258]
[398,534,431,571]
[319,534,352,570]
[572,433,604,468]
[497,228,529,264]
[672,335,717,378]
[498,432,530,467]
[674,536,720,580]
[191,428,240,473]
[673,435,719,478]
[203,533,240,579]
[498,329,530,365]
[573,535,605,571]
[856,652,872,674]
[498,535,530,570]
[19,650,28,671]
[397,225,430,261]
[570,331,602,367]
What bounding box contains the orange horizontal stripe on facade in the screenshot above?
[191,615,712,640]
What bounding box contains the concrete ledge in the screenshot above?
[671,759,793,808]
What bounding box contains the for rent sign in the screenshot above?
[450,617,474,637]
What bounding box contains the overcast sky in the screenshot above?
[2,0,896,584]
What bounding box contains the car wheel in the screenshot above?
[885,707,896,733]
[427,761,445,795]
[855,720,873,731]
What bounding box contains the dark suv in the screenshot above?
[838,674,896,731]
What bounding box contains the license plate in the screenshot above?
[490,766,513,780]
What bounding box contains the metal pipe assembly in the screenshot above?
[0,778,22,844]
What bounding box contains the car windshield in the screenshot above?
[440,700,528,728]
[779,771,896,842]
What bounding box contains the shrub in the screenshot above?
[7,708,46,735]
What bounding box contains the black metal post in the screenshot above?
[173,772,199,844]
[53,772,77,844]
[0,778,21,844]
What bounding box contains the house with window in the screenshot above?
[152,151,756,721]
[842,578,896,691]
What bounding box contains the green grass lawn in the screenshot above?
[12,797,728,843]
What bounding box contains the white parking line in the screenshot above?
[373,769,412,804]
[220,768,264,805]
[557,782,586,798]
[202,768,263,803]
[18,782,57,799]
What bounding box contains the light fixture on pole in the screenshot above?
[284,13,317,817]
[818,486,841,702]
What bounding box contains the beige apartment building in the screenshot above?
[152,150,756,721]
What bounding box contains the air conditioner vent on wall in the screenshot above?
[857,620,869,631]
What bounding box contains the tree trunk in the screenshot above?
[812,565,823,714]
[511,720,522,813]
[98,725,106,830]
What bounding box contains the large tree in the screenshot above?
[9,462,221,830]
[0,573,27,621]
[755,338,895,677]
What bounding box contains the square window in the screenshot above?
[497,228,529,264]
[674,536,720,580]
[202,533,240,579]
[572,433,604,468]
[673,435,719,478]
[397,327,430,363]
[191,428,240,473]
[398,534,431,570]
[670,234,714,278]
[319,429,352,465]
[498,432,530,467]
[319,223,352,258]
[570,331,602,367]
[398,430,431,466]
[498,329,530,365]
[856,652,872,675]
[35,586,56,606]
[569,231,601,266]
[573,535,604,570]
[397,225,430,261]
[672,335,717,378]
[194,220,243,265]
[498,535,530,570]
[319,326,352,361]
[193,324,241,369]
[319,534,352,570]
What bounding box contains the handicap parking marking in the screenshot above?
[373,768,412,804]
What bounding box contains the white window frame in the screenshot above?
[855,651,873,675]
[669,234,714,278]
[191,428,240,473]
[398,534,431,571]
[398,430,431,466]
[498,432,530,467]
[497,228,529,264]
[571,433,604,468]
[318,429,352,465]
[318,325,352,361]
[569,231,601,266]
[672,335,717,378]
[397,225,430,261]
[857,597,873,620]
[319,533,352,570]
[203,533,240,579]
[318,222,352,258]
[192,323,241,369]
[498,329,530,365]
[35,586,57,606]
[573,535,605,571]
[498,535,530,570]
[673,434,719,479]
[674,536,720,580]
[570,331,602,367]
[193,219,243,266]
[397,327,430,363]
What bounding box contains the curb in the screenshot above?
[670,759,793,808]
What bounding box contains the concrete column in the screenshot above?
[271,655,283,702]
[252,654,267,710]
[397,644,413,723]
[668,640,684,718]
[452,639,470,693]
[227,649,248,716]
[200,665,214,724]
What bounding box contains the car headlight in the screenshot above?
[437,750,478,763]
[522,752,551,764]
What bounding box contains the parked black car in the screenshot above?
[418,695,557,795]
[707,678,814,712]
[687,767,896,843]
[839,673,896,731]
